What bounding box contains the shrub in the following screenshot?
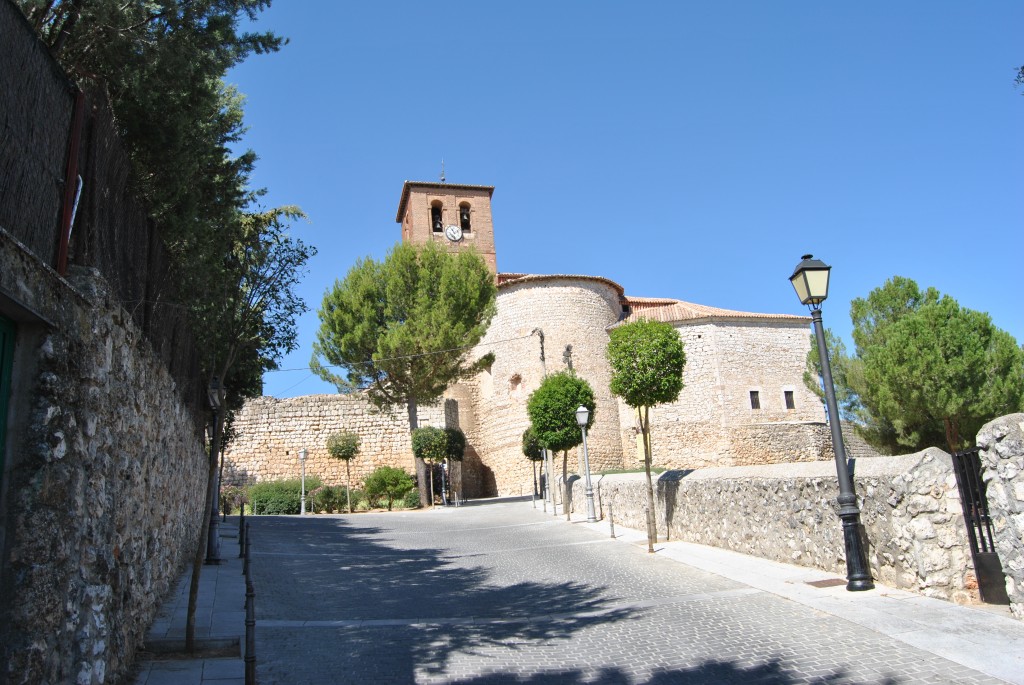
[411,426,447,463]
[400,487,421,509]
[248,477,322,515]
[363,466,415,511]
[221,485,246,516]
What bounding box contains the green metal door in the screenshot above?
[0,315,13,475]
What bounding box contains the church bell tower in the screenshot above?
[396,181,497,272]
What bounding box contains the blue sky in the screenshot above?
[226,2,1024,399]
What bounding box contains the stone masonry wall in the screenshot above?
[619,320,829,468]
[582,449,980,603]
[222,394,446,490]
[459,276,627,496]
[1,234,208,685]
[977,413,1024,619]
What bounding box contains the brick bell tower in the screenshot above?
[395,181,497,272]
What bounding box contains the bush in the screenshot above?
[248,478,322,515]
[363,466,415,511]
[400,487,421,509]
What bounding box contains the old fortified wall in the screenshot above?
[0,4,209,682]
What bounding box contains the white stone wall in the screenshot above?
[618,320,828,468]
[978,413,1024,619]
[582,449,981,603]
[456,277,627,496]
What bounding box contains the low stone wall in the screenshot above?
[1,242,208,684]
[580,449,980,603]
[978,413,1024,619]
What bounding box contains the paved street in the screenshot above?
[246,498,1017,684]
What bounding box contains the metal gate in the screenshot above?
[951,447,1009,604]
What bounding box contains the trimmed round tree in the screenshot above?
[412,426,448,505]
[526,371,595,521]
[522,427,544,498]
[326,431,360,513]
[607,318,685,552]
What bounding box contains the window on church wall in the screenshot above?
[784,390,795,410]
[459,202,472,233]
[430,201,443,233]
[509,373,523,398]
[749,390,760,410]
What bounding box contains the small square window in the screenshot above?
[749,391,760,410]
[784,390,795,410]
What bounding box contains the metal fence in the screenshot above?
[0,1,201,415]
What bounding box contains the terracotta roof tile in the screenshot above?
[616,296,809,327]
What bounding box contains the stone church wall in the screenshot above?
[462,277,627,496]
[0,237,208,685]
[617,319,830,469]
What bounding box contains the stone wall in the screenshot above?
[582,449,981,603]
[977,413,1024,618]
[222,394,447,491]
[0,234,208,684]
[458,276,628,496]
[618,320,829,468]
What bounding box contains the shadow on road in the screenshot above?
[250,513,641,682]
[445,660,901,684]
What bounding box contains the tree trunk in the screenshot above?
[186,407,222,651]
[406,396,430,507]
[563,451,570,521]
[532,461,538,498]
[944,416,961,454]
[642,407,656,553]
[345,460,353,513]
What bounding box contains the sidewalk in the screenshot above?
[131,523,246,685]
[562,504,1024,685]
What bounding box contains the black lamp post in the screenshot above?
[205,376,224,564]
[790,255,873,591]
[575,405,597,523]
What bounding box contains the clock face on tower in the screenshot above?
[444,224,463,242]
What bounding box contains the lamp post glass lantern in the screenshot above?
[789,255,873,591]
[299,448,308,515]
[575,406,597,523]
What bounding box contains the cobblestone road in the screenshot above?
[249,499,1005,684]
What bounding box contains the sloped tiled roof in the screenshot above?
[615,296,809,327]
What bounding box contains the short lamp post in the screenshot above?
[205,377,224,565]
[790,254,874,592]
[575,405,598,523]
[299,448,308,516]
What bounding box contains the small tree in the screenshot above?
[363,466,415,512]
[522,427,544,498]
[607,319,685,552]
[526,371,595,521]
[326,432,360,513]
[411,426,448,505]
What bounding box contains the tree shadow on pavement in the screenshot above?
[446,659,902,684]
[250,515,641,683]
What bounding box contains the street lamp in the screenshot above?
[575,405,598,523]
[299,448,308,516]
[790,255,874,592]
[205,376,224,565]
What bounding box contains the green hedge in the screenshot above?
[248,478,323,515]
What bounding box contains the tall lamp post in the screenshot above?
[205,377,225,565]
[575,406,598,523]
[790,254,874,592]
[299,448,308,516]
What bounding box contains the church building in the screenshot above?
[224,181,830,498]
